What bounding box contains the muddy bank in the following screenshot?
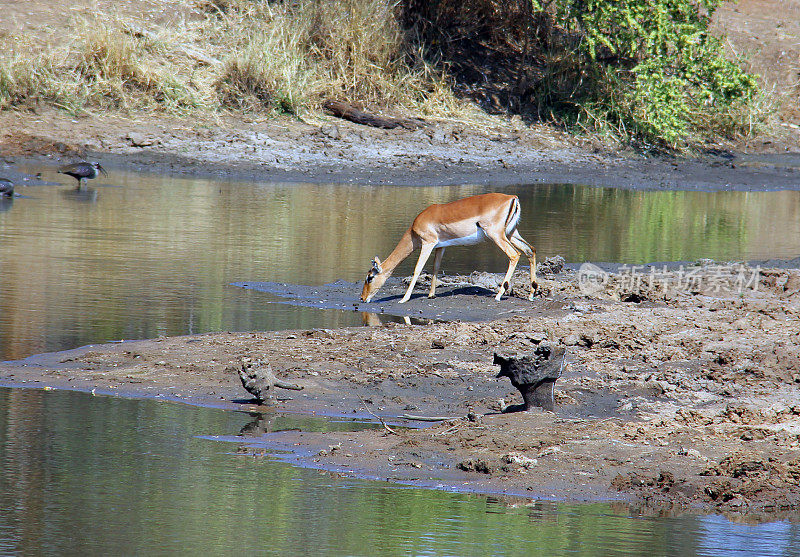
[235,256,800,323]
[4,108,800,192]
[2,261,800,516]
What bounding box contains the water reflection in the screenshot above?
[59,188,98,203]
[4,387,800,555]
[362,312,431,327]
[237,412,382,437]
[1,165,799,360]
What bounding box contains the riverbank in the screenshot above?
[4,106,800,193]
[2,261,799,516]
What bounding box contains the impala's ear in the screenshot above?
[372,257,382,273]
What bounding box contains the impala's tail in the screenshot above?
[504,196,521,236]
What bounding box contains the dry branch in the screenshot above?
[322,99,424,130]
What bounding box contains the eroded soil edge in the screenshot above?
[2,262,800,517]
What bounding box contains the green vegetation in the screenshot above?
[547,0,763,147]
[0,0,769,149]
[407,0,766,148]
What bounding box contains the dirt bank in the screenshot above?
[4,106,800,193]
[2,261,799,516]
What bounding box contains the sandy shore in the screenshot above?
[2,259,799,516]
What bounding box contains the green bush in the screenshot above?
[406,0,762,147]
[544,0,760,147]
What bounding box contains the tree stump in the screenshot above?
[239,359,303,404]
[493,344,566,412]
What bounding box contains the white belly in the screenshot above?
[435,228,486,248]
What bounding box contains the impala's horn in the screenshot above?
[372,257,382,273]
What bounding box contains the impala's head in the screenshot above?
[361,257,387,302]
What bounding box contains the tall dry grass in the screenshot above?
[0,17,203,113]
[207,0,464,115]
[0,0,468,119]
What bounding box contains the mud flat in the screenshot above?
[2,261,799,515]
[4,107,800,192]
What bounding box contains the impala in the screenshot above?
[361,193,537,304]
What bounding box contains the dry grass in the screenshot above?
[207,0,466,116]
[0,16,203,113]
[0,0,468,119]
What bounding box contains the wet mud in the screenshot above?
[3,261,800,517]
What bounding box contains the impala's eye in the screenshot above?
[366,273,374,283]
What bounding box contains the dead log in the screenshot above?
[239,359,303,404]
[493,344,566,412]
[322,99,424,130]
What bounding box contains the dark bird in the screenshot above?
[58,161,107,188]
[0,178,13,198]
[239,359,303,404]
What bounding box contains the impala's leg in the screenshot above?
[484,230,521,301]
[428,247,445,298]
[400,243,436,303]
[510,230,537,300]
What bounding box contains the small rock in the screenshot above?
[457,459,494,474]
[501,452,538,468]
[526,331,548,344]
[643,380,665,396]
[126,132,158,147]
[537,255,565,275]
[563,334,580,346]
[537,446,562,458]
[320,124,341,140]
[685,448,708,462]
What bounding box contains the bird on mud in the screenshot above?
[0,178,14,198]
[58,161,107,189]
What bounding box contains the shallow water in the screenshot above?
[3,168,800,554]
[1,165,799,360]
[2,387,799,556]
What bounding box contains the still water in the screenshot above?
[3,387,800,556]
[2,167,800,554]
[1,166,799,360]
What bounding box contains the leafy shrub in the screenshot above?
[553,0,760,147]
[407,0,763,148]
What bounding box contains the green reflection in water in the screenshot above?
[5,387,798,556]
[1,168,799,360]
